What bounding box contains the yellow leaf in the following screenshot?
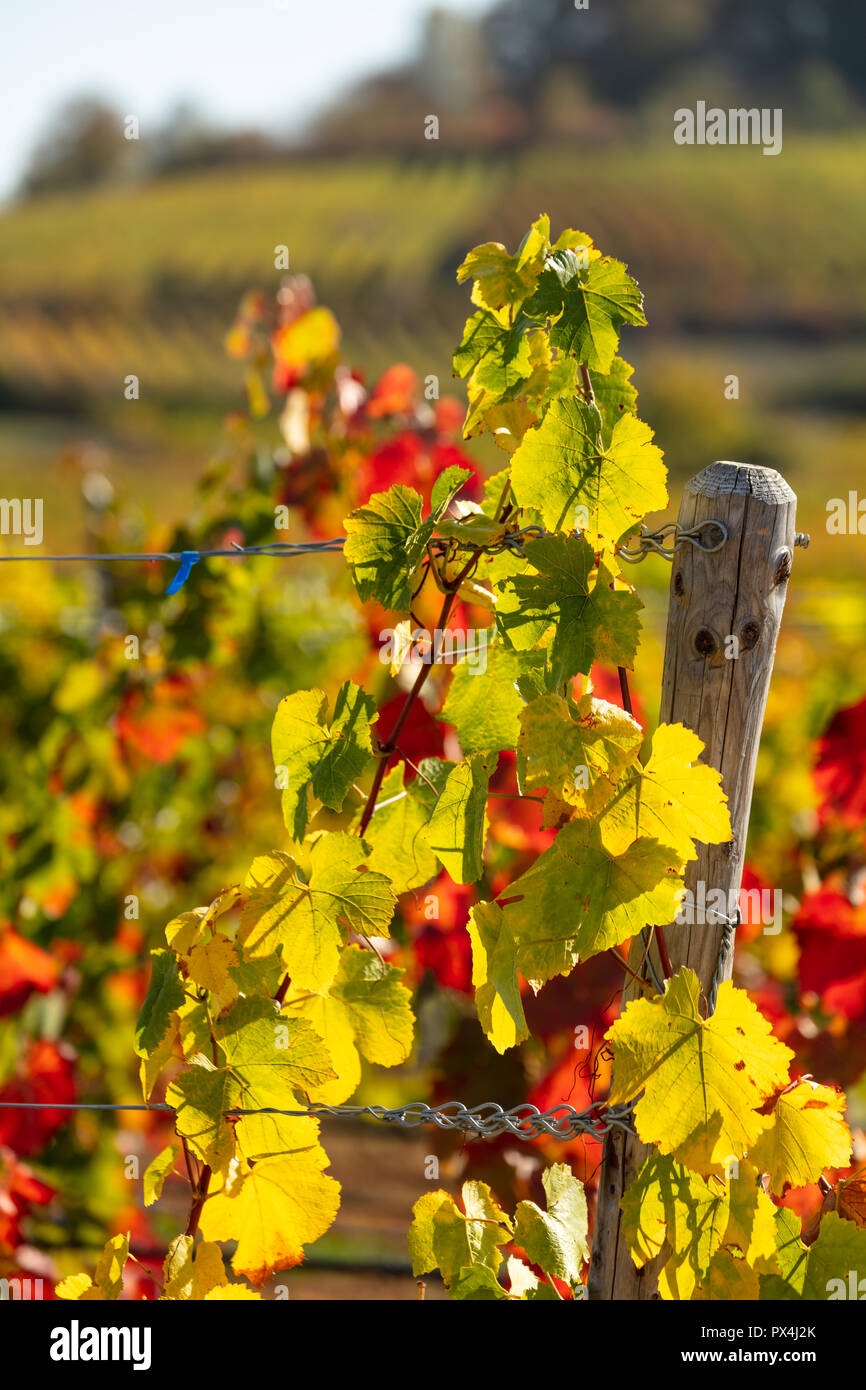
[187,935,239,1005]
[608,971,792,1176]
[468,901,528,1054]
[199,1149,340,1285]
[518,692,642,821]
[55,1272,95,1301]
[599,723,731,863]
[750,1080,851,1191]
[204,1285,263,1300]
[272,307,340,371]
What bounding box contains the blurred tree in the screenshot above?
[20,97,134,198]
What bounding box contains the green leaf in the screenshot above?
[492,819,684,987]
[453,310,533,399]
[440,643,541,755]
[591,357,638,445]
[607,970,793,1177]
[456,218,549,323]
[167,995,336,1169]
[758,1208,809,1299]
[548,256,646,373]
[496,534,642,687]
[449,1265,511,1299]
[241,834,396,992]
[621,1153,729,1300]
[271,682,377,841]
[430,465,471,513]
[468,901,528,1054]
[342,485,423,611]
[409,1181,513,1287]
[761,1212,866,1301]
[509,399,667,549]
[143,1143,179,1207]
[344,474,468,612]
[135,949,184,1058]
[513,1163,589,1287]
[423,753,495,884]
[354,763,440,894]
[518,691,642,821]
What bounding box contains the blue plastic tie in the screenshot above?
[165,551,200,595]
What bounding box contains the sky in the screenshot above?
[0,0,493,199]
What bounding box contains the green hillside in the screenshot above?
[1,138,865,410]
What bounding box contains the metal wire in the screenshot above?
[707,908,741,1015]
[618,521,728,563]
[0,521,728,572]
[0,1098,636,1140]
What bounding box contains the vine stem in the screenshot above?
[617,663,675,981]
[357,550,480,837]
[181,1137,212,1239]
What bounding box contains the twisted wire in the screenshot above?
[0,1098,636,1141]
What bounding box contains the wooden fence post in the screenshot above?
[589,461,799,1301]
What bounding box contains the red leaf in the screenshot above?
[0,930,60,1019]
[365,364,418,419]
[0,1041,77,1156]
[116,675,204,764]
[814,694,866,828]
[795,888,866,1024]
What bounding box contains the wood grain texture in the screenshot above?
[588,462,797,1301]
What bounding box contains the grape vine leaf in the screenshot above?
[607,970,793,1176]
[452,311,533,400]
[509,399,667,550]
[598,722,731,863]
[518,691,643,821]
[56,1233,130,1301]
[468,901,528,1054]
[749,1079,851,1191]
[760,1211,866,1301]
[456,228,546,322]
[547,256,646,373]
[199,1149,341,1285]
[241,834,396,992]
[166,995,336,1169]
[352,763,440,894]
[592,358,638,445]
[724,1164,779,1274]
[495,534,642,688]
[162,1236,228,1301]
[423,753,495,884]
[135,949,184,1058]
[143,1142,179,1207]
[440,643,542,755]
[284,944,414,1104]
[344,473,469,612]
[409,1182,513,1287]
[621,1153,729,1300]
[271,682,377,841]
[513,1163,589,1287]
[491,818,684,990]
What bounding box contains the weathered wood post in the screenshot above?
[589,461,799,1301]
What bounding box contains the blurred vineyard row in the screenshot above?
[2,139,866,411]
